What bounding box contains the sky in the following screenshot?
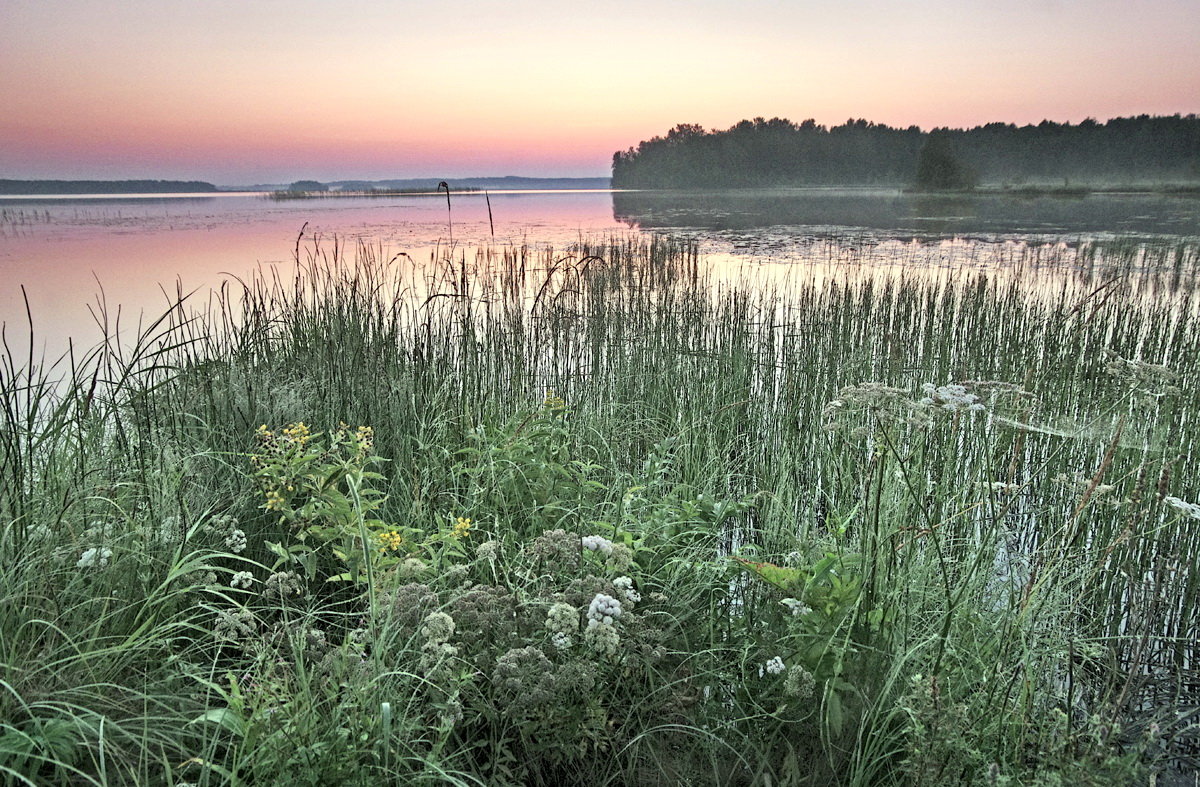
[1,0,1197,185]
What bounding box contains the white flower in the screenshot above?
[1164,496,1200,520]
[77,547,112,569]
[587,593,623,628]
[612,576,641,604]
[581,535,614,556]
[225,528,247,554]
[764,656,786,675]
[230,571,255,589]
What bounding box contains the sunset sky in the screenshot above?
[2,0,1197,185]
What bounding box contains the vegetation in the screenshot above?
[611,114,1200,189]
[0,179,219,195]
[1,233,1199,785]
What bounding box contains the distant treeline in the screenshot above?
[611,115,1200,189]
[0,179,219,195]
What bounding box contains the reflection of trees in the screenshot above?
[612,115,1200,189]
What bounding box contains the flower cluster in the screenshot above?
[77,547,112,569]
[378,530,405,553]
[451,516,472,539]
[612,576,641,605]
[581,534,634,571]
[542,388,566,413]
[545,602,579,650]
[781,598,811,616]
[587,593,623,628]
[764,656,786,675]
[264,570,302,601]
[784,665,816,699]
[917,383,986,413]
[206,514,247,554]
[1164,496,1200,520]
[230,571,255,589]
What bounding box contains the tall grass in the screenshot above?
[1,232,1197,784]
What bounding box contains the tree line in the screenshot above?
[611,115,1200,190]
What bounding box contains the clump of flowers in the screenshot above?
[264,570,303,601]
[542,388,566,413]
[581,534,613,556]
[213,607,258,646]
[529,529,581,571]
[612,576,641,605]
[764,656,786,675]
[782,598,811,616]
[587,593,623,627]
[492,646,560,717]
[378,530,405,553]
[545,602,579,650]
[784,665,816,699]
[77,547,112,569]
[451,516,472,540]
[917,383,986,413]
[230,571,255,589]
[824,382,928,433]
[399,557,427,579]
[205,514,247,554]
[1164,495,1200,520]
[581,534,634,571]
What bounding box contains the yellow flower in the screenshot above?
[451,516,472,540]
[264,488,286,511]
[281,421,312,447]
[377,530,405,553]
[542,388,566,412]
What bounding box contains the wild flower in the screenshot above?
[542,387,566,412]
[764,656,786,675]
[784,665,816,699]
[451,516,472,539]
[399,557,427,578]
[583,621,620,656]
[475,539,500,561]
[581,534,614,556]
[230,571,255,589]
[280,421,312,447]
[612,576,641,605]
[587,593,622,627]
[823,382,928,432]
[225,528,247,554]
[77,547,112,569]
[420,611,456,645]
[213,607,257,644]
[528,528,581,570]
[1164,496,1200,520]
[378,529,405,553]
[545,602,579,649]
[607,542,634,572]
[264,570,302,601]
[918,382,987,413]
[492,646,556,711]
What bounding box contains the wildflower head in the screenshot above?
[587,593,623,628]
[378,529,405,553]
[784,665,815,698]
[542,388,566,413]
[420,611,456,645]
[451,516,472,540]
[77,547,112,569]
[764,656,786,675]
[1164,495,1200,520]
[281,421,312,447]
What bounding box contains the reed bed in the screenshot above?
[0,232,1197,785]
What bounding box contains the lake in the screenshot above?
[2,187,1199,358]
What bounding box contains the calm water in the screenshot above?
[3,188,1198,358]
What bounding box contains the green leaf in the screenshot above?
[191,708,246,737]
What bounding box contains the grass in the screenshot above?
[1,231,1198,785]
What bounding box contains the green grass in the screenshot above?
[1,232,1198,785]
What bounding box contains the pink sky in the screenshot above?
[2,0,1197,185]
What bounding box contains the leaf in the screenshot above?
[191,708,246,737]
[826,689,844,736]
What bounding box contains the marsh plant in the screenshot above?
[0,234,1197,784]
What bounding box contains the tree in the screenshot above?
[914,133,977,191]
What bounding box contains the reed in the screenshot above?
[0,232,1197,784]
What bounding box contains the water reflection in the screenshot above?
[613,188,1200,239]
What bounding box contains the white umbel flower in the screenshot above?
[77,547,112,569]
[764,656,786,675]
[581,535,614,556]
[587,593,623,628]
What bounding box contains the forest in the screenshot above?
[610,115,1200,190]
